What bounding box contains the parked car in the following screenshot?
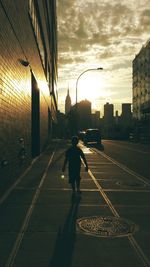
[84,128,101,145]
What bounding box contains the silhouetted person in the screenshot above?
[62,136,88,193]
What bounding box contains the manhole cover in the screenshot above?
[77,216,138,237]
[116,181,145,188]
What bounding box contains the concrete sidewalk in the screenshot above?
[0,139,149,267]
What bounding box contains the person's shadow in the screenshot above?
[49,194,81,267]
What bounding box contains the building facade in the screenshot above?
[91,111,100,129]
[133,39,150,120]
[103,102,114,138]
[120,103,132,127]
[77,100,91,130]
[132,39,150,143]
[0,0,57,188]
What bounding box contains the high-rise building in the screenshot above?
[65,89,71,115]
[103,102,114,138]
[104,102,114,126]
[132,39,150,120]
[91,111,100,128]
[77,100,91,130]
[68,99,91,133]
[121,103,132,126]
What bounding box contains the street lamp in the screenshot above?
[75,67,103,106]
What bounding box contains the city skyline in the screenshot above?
[64,93,132,118]
[57,0,150,114]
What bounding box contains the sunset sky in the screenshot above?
[57,0,150,116]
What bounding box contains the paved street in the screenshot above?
[100,140,150,180]
[0,139,150,267]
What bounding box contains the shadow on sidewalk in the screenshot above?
[49,194,81,267]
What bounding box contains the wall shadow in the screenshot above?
[49,194,81,267]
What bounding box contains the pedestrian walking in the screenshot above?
[62,136,88,194]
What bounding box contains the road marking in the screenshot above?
[5,151,55,267]
[0,157,38,205]
[88,169,119,217]
[93,149,150,186]
[0,143,55,205]
[128,236,150,267]
[108,204,150,208]
[102,141,150,155]
[103,189,150,192]
[87,166,150,267]
[14,187,99,192]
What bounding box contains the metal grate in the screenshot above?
[77,216,138,237]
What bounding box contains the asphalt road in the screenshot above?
[95,140,150,180]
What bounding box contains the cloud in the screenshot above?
[57,0,150,112]
[58,54,86,65]
[58,0,149,52]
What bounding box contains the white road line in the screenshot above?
[0,144,54,205]
[103,189,150,192]
[5,151,55,267]
[88,169,119,217]
[87,166,150,267]
[93,149,150,186]
[14,187,99,191]
[0,157,38,205]
[0,139,62,206]
[109,205,150,208]
[102,141,150,155]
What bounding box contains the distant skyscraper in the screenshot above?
[121,103,132,127]
[65,89,71,114]
[115,110,119,124]
[91,111,100,128]
[104,102,114,126]
[77,100,91,130]
[103,102,114,138]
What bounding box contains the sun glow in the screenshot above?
[77,72,108,102]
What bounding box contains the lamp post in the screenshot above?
[74,67,103,133]
[75,67,103,106]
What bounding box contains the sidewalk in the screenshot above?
[0,139,149,267]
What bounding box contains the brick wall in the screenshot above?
[0,1,56,192]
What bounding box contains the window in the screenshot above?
[29,0,46,70]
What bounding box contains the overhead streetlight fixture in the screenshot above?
[97,67,103,70]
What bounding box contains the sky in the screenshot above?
[57,0,150,116]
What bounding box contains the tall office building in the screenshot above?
[91,111,100,128]
[121,103,132,126]
[103,102,114,138]
[132,39,150,120]
[104,102,114,126]
[65,89,71,115]
[78,100,92,130]
[69,99,91,132]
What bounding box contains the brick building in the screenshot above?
[0,1,57,187]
